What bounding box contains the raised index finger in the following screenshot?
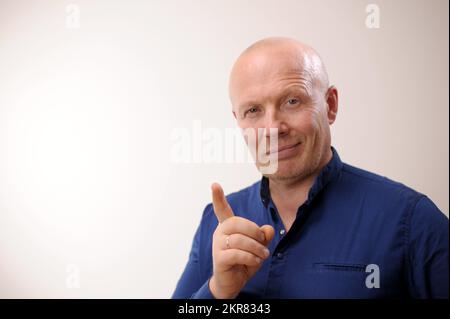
[211,183,234,223]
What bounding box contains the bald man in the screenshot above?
[172,37,449,299]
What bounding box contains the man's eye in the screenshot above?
[287,98,299,105]
[245,107,259,116]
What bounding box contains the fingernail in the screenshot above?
[263,248,270,258]
[260,233,266,242]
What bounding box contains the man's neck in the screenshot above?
[267,148,333,229]
[269,170,318,211]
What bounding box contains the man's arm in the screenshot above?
[172,204,216,299]
[407,195,449,298]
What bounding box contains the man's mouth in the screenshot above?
[266,142,302,155]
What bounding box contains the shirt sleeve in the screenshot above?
[171,204,216,299]
[407,195,449,298]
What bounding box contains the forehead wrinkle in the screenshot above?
[265,67,314,102]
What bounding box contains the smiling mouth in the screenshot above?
[266,142,302,155]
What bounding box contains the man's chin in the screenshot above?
[264,171,301,181]
[260,163,305,181]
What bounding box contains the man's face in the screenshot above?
[230,49,333,181]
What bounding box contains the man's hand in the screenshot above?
[209,183,275,299]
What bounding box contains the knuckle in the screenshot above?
[253,241,263,253]
[249,254,260,266]
[229,216,240,223]
[223,216,236,228]
[216,250,227,265]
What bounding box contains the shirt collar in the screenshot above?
[260,146,343,208]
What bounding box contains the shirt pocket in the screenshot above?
[301,262,375,298]
[313,262,367,272]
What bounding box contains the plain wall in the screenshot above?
[0,0,448,298]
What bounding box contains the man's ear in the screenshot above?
[325,86,338,125]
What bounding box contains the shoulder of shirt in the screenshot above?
[340,162,425,202]
[339,163,449,230]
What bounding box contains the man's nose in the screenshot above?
[264,109,288,138]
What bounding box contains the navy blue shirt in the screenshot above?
[172,147,449,299]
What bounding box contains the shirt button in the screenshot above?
[279,229,286,236]
[276,252,283,258]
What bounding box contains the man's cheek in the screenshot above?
[292,118,317,139]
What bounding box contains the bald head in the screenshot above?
[229,37,329,108]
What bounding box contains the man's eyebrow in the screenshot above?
[237,99,260,110]
[236,82,312,111]
[278,83,311,99]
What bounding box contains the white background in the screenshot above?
[0,0,448,298]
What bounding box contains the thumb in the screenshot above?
[260,225,275,246]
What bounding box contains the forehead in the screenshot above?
[230,52,312,106]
